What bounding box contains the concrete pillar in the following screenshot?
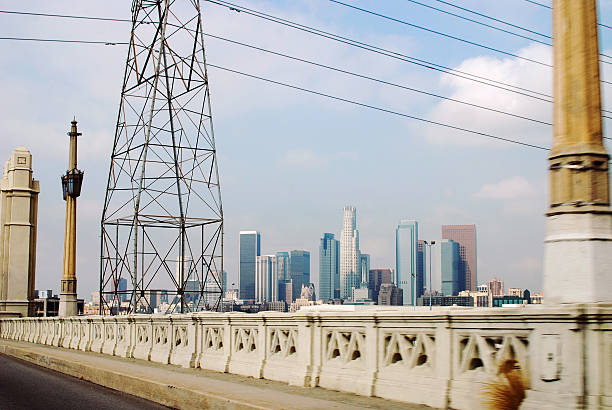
[0,147,40,316]
[543,0,612,304]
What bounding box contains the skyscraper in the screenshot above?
[440,239,460,296]
[360,254,370,286]
[441,225,477,291]
[276,252,290,282]
[319,233,340,301]
[417,240,426,299]
[255,255,277,303]
[396,219,418,305]
[239,231,260,301]
[340,206,361,299]
[289,250,310,300]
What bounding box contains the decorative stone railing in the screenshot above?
[1,304,610,409]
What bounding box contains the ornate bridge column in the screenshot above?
[544,0,612,303]
[59,120,84,317]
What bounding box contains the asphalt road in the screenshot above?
[0,353,169,410]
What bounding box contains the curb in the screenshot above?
[0,343,266,410]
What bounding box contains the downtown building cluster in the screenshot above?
[236,205,482,310]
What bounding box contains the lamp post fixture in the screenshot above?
[59,119,83,317]
[423,240,435,310]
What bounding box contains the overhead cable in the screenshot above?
[328,0,551,67]
[206,63,550,150]
[0,6,555,101]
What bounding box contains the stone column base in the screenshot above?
[543,212,612,304]
[59,293,78,317]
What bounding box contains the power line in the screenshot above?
[328,0,551,67]
[404,0,551,45]
[524,0,549,8]
[0,36,126,45]
[3,8,612,122]
[0,35,610,144]
[206,63,550,150]
[204,0,553,101]
[0,6,554,101]
[522,0,612,29]
[204,33,551,125]
[435,0,549,38]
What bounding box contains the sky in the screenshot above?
[1,0,612,299]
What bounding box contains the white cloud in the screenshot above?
[474,176,536,200]
[423,43,552,148]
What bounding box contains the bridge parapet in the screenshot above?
[1,305,610,409]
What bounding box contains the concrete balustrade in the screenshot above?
[1,305,610,409]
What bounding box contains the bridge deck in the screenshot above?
[0,339,432,410]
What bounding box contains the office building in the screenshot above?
[396,219,418,305]
[369,268,393,303]
[255,255,278,303]
[360,253,370,286]
[378,283,403,306]
[417,240,426,299]
[340,206,361,299]
[279,280,293,304]
[289,250,310,301]
[319,233,340,301]
[441,239,460,296]
[488,277,504,296]
[441,224,477,291]
[276,252,290,281]
[239,231,260,301]
[508,288,523,297]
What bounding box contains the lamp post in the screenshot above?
[59,119,83,317]
[423,240,435,310]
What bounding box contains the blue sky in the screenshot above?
[1,0,611,299]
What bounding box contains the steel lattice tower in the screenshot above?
[100,0,223,314]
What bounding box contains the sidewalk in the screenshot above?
[0,340,431,410]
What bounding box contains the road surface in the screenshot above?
[0,353,168,410]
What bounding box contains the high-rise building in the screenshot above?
[319,233,340,301]
[416,240,426,299]
[255,255,278,303]
[440,239,460,296]
[396,219,418,305]
[441,224,477,291]
[276,252,290,281]
[369,268,394,303]
[340,206,361,300]
[289,250,310,301]
[378,283,403,306]
[239,231,260,301]
[487,278,504,296]
[360,254,370,286]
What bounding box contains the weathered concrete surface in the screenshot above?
[0,339,431,410]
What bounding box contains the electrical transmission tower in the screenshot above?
[100,0,223,314]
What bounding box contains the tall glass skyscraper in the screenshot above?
[340,206,360,299]
[360,253,370,286]
[441,224,477,291]
[276,252,290,281]
[416,240,426,299]
[289,250,310,300]
[396,219,418,305]
[239,231,260,300]
[319,233,339,301]
[440,239,460,295]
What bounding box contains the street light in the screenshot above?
[423,240,435,310]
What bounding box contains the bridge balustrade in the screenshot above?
[1,306,610,409]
